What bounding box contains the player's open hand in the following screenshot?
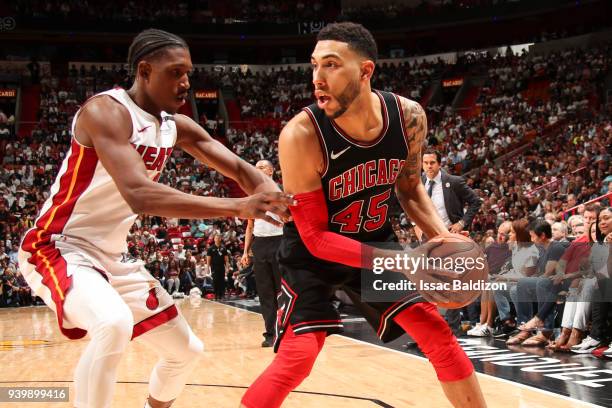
[239,192,297,226]
[376,242,461,305]
[406,241,463,304]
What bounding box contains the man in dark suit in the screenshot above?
[421,149,481,235]
[419,148,482,336]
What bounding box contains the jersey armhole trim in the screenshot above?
[71,93,134,150]
[302,107,329,178]
[393,93,410,152]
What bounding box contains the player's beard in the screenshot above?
[327,77,361,119]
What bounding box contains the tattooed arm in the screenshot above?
[394,97,448,239]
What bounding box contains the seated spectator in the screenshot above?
[146,254,165,286]
[507,219,568,346]
[165,254,181,294]
[571,207,612,354]
[493,219,539,340]
[1,265,31,307]
[545,206,596,347]
[567,214,584,237]
[467,221,512,337]
[491,219,538,340]
[551,222,569,243]
[195,257,213,294]
[549,217,598,351]
[179,253,196,293]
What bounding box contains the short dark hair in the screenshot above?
[583,204,598,214]
[529,219,552,239]
[422,148,441,164]
[127,29,189,76]
[317,22,377,62]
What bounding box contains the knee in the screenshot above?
[509,285,518,299]
[290,342,319,381]
[536,277,552,291]
[396,304,473,382]
[94,312,134,346]
[185,336,205,364]
[162,327,205,369]
[277,332,323,386]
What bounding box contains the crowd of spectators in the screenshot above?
[462,204,612,359]
[468,113,611,235]
[9,0,341,24]
[11,0,206,24]
[1,40,610,343]
[10,0,540,25]
[340,0,524,22]
[427,44,611,173]
[0,108,15,143]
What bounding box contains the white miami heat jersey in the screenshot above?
[22,88,177,257]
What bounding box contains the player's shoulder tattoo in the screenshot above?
[399,96,427,145]
[397,97,427,183]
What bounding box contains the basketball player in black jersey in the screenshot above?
[240,23,486,408]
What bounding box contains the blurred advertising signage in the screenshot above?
[298,21,327,34]
[0,89,16,98]
[195,90,218,99]
[443,78,464,87]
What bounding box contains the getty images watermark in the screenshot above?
[371,253,501,291]
[0,17,16,32]
[359,242,502,302]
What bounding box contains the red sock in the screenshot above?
[393,303,474,382]
[241,326,326,408]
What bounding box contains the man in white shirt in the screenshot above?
[421,149,481,234]
[242,160,284,347]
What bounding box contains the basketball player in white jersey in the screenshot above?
[18,29,294,408]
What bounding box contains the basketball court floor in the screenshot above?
[1,298,610,407]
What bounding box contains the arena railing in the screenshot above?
[525,166,587,197]
[462,119,566,178]
[563,192,612,218]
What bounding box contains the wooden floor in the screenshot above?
[0,299,595,407]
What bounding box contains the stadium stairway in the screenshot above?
[209,132,246,199]
[523,79,550,105]
[453,77,484,119]
[420,79,441,107]
[17,85,41,138]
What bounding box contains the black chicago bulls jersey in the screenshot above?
[303,90,409,243]
[274,90,422,350]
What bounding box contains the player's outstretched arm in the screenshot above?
[395,97,448,238]
[76,96,293,225]
[175,114,280,195]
